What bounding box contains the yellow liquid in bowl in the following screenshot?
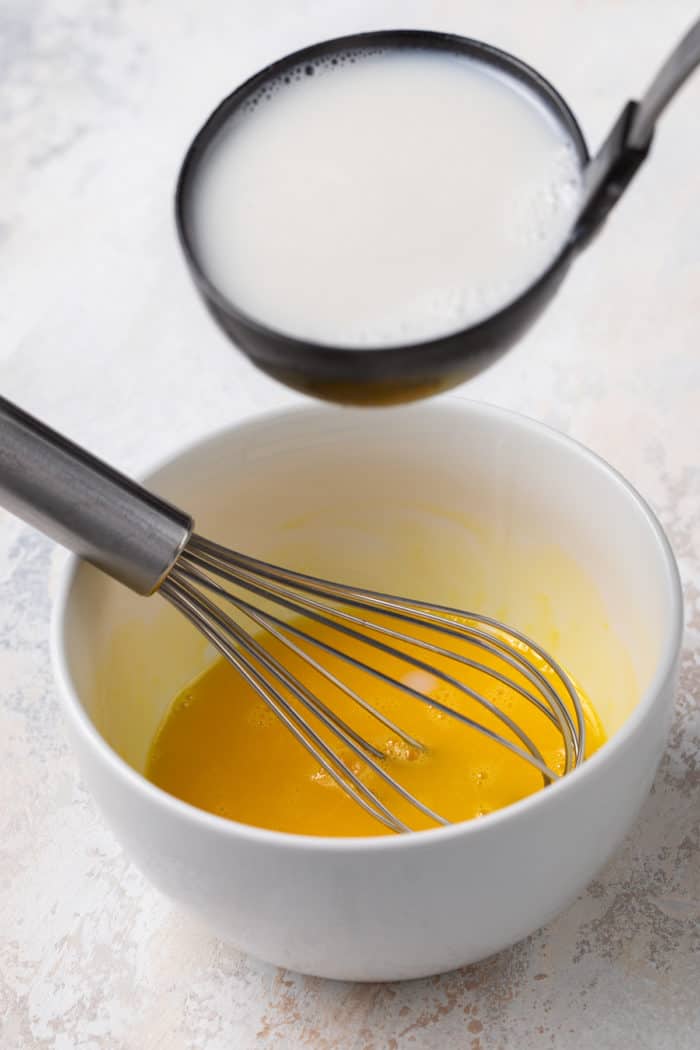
[146,617,606,836]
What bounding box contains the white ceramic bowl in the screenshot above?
[52,401,682,981]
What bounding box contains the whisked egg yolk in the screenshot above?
[146,616,606,836]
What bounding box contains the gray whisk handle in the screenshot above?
[0,396,192,594]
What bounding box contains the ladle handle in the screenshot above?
[0,396,192,595]
[576,16,700,241]
[629,16,700,148]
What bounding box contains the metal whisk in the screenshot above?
[0,397,584,833]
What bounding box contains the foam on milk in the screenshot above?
[191,47,582,347]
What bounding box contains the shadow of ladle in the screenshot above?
[175,18,700,404]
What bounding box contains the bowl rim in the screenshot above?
[50,398,683,854]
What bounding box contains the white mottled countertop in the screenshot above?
[1,2,699,1047]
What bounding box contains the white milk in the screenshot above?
[191,46,582,347]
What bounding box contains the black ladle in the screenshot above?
[176,19,700,405]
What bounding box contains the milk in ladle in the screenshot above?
[190,46,582,347]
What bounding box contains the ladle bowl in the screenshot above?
[176,23,699,404]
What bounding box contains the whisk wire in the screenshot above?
[179,546,571,779]
[158,534,589,831]
[166,575,457,827]
[162,573,418,833]
[177,561,426,751]
[236,591,558,781]
[176,559,559,780]
[184,536,585,764]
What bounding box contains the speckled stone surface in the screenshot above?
[1,2,699,1047]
